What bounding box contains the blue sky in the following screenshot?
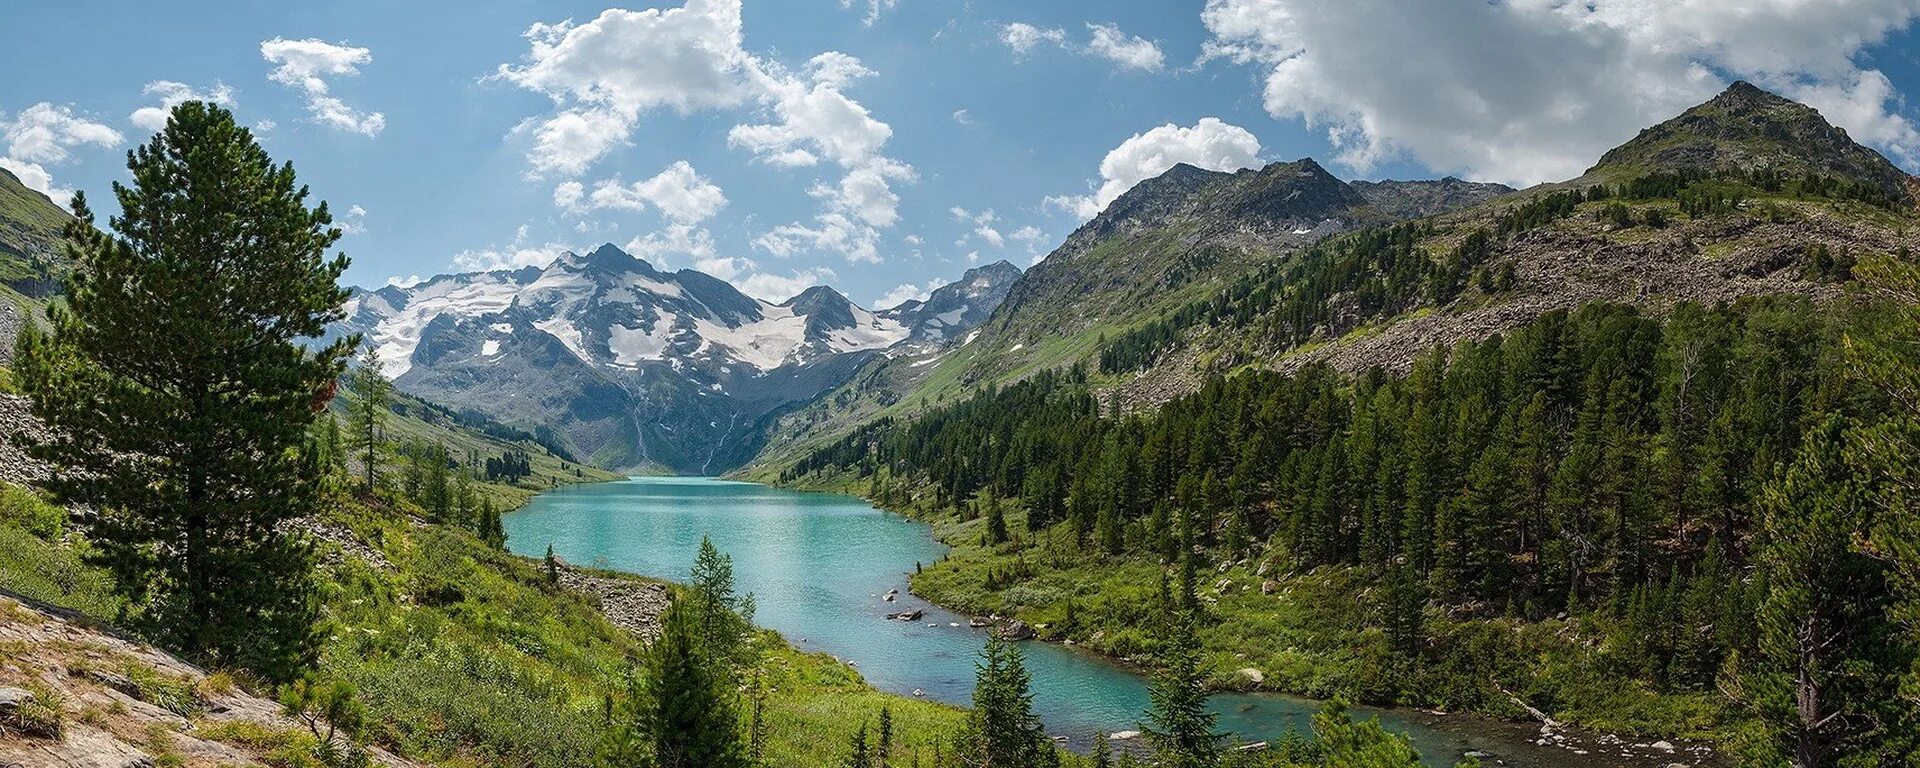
[4,1,1918,308]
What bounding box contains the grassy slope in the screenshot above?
[0,405,964,768]
[0,167,69,272]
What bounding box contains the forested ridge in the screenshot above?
[1098,168,1893,377]
[787,277,1920,760]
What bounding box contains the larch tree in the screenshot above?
[14,101,353,679]
[347,345,389,494]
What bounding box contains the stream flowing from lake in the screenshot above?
[505,477,1600,766]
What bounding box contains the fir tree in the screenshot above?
[844,722,872,768]
[876,706,893,768]
[543,544,561,586]
[14,101,351,679]
[1142,614,1219,768]
[960,635,1057,768]
[603,598,748,768]
[690,536,756,668]
[1090,731,1112,768]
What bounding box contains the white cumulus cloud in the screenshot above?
[1047,117,1263,220]
[498,0,914,264]
[451,225,573,272]
[1000,22,1067,56]
[840,0,898,27]
[874,276,949,310]
[0,103,124,207]
[1085,23,1164,72]
[260,37,385,135]
[1199,0,1920,184]
[130,81,237,131]
[564,161,728,223]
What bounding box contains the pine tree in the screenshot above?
[1090,731,1113,768]
[476,497,505,549]
[1738,417,1908,768]
[876,706,893,768]
[347,345,389,494]
[453,470,476,531]
[14,101,351,680]
[544,544,561,586]
[1142,613,1219,768]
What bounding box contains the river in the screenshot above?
[505,477,1672,767]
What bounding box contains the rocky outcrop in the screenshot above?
[0,590,426,768]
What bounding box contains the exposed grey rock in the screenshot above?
[0,394,51,486]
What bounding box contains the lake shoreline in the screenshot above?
[764,473,1723,767]
[514,476,1719,767]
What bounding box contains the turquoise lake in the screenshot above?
[504,477,1567,763]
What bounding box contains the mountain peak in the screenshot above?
[1588,81,1914,203]
[783,284,850,311]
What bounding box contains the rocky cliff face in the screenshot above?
[330,244,1021,473]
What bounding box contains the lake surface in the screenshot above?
[505,477,1582,764]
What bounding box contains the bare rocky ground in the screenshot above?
[0,395,51,488]
[0,591,426,768]
[1114,204,1898,409]
[0,300,23,369]
[552,560,671,643]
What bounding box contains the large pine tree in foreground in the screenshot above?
[14,101,355,679]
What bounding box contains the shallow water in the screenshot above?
[505,477,1622,765]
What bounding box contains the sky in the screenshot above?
[3,1,1919,309]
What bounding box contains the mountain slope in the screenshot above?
[743,160,1513,475]
[769,81,1920,756]
[0,168,71,368]
[332,244,1020,473]
[0,167,70,281]
[1095,81,1919,410]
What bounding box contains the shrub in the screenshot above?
[0,482,65,539]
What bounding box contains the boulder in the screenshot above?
[1236,667,1265,685]
[998,620,1036,641]
[1261,579,1279,595]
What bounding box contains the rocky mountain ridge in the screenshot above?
[330,245,1022,473]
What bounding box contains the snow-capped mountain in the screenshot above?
[330,244,1020,473]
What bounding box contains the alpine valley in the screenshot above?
[6,58,1920,768]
